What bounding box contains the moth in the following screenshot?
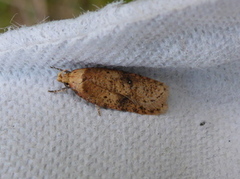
[49,67,169,115]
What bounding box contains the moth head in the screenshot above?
[57,71,70,84]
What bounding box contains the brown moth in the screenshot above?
[49,67,169,115]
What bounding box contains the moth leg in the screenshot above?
[96,105,102,116]
[48,87,69,93]
[50,66,70,73]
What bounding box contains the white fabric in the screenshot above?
[1,0,240,178]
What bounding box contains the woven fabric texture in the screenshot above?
[1,0,240,178]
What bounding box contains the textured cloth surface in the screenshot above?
[1,0,240,178]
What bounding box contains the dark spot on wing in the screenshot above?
[118,96,129,108]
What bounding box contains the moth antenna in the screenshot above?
[50,66,71,73]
